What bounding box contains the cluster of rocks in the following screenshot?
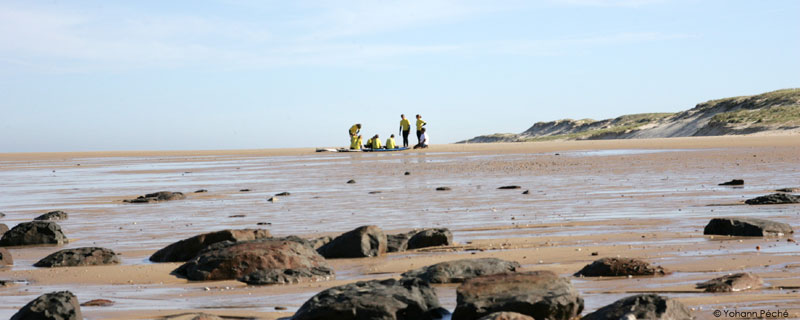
[123,191,186,203]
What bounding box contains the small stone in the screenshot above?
[436,187,451,191]
[522,190,530,194]
[240,189,251,192]
[275,192,291,196]
[228,215,246,218]
[497,185,521,190]
[368,191,382,194]
[718,179,744,186]
[275,306,288,310]
[81,299,114,307]
[404,172,411,175]
[591,252,599,256]
[194,189,208,193]
[347,179,356,184]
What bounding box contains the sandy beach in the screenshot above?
[1,135,799,320]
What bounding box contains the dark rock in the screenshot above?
[574,257,669,277]
[347,179,356,184]
[368,191,382,194]
[498,185,521,189]
[0,221,68,247]
[150,229,271,262]
[696,272,762,292]
[478,312,534,320]
[404,171,411,175]
[387,228,453,252]
[435,187,451,191]
[317,225,387,258]
[522,190,530,194]
[275,192,291,196]
[703,217,793,236]
[228,215,246,218]
[10,291,82,320]
[194,189,208,193]
[239,266,334,285]
[80,299,114,307]
[34,247,119,267]
[124,191,186,203]
[257,222,271,226]
[452,271,583,320]
[0,223,8,236]
[34,210,69,221]
[239,189,251,192]
[581,294,691,320]
[308,236,333,250]
[776,187,800,193]
[0,247,12,266]
[293,278,446,320]
[402,258,520,283]
[174,237,331,281]
[718,179,744,186]
[745,193,800,205]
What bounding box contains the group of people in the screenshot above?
[348,114,429,150]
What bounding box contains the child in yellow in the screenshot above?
[386,134,396,149]
[371,134,382,149]
[350,135,362,150]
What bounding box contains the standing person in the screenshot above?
[349,124,361,137]
[386,134,397,149]
[399,114,411,147]
[413,128,429,149]
[415,114,426,144]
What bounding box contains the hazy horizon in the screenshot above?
[2,0,799,152]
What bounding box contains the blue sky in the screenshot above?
[1,0,798,152]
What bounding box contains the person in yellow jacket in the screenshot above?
[385,134,397,149]
[349,123,361,137]
[371,134,382,149]
[350,134,362,150]
[364,136,373,149]
[415,114,426,144]
[399,114,411,147]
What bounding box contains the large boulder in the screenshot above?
[0,247,12,266]
[292,278,447,320]
[581,294,691,320]
[478,312,534,320]
[452,271,584,320]
[695,272,762,292]
[174,237,333,282]
[34,210,69,221]
[402,258,521,283]
[150,229,272,262]
[703,217,793,236]
[34,247,120,268]
[124,191,186,203]
[744,193,800,205]
[317,225,387,258]
[387,228,453,252]
[0,221,68,247]
[10,291,83,320]
[574,258,669,277]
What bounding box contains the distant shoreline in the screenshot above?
[1,133,798,161]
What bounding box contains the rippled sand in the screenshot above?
[1,135,798,319]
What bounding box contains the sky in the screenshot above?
[1,0,798,152]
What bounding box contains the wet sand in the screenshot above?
[1,135,799,319]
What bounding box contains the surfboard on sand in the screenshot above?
[362,147,409,152]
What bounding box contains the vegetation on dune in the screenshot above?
[521,113,674,141]
[696,88,800,112]
[709,105,800,126]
